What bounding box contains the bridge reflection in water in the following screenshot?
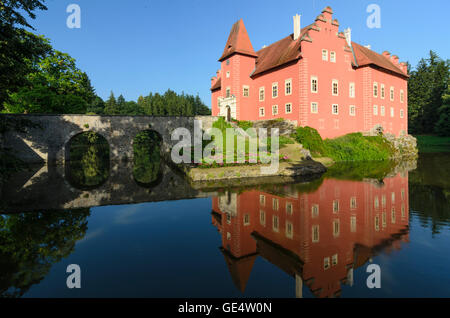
[212,173,409,298]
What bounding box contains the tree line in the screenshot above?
[408,51,449,136]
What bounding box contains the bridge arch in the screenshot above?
[64,131,111,190]
[131,129,163,187]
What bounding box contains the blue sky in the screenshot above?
[28,0,449,107]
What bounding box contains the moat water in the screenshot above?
[0,152,449,298]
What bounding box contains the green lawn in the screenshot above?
[415,135,450,153]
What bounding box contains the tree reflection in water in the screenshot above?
[66,132,110,189]
[133,130,162,186]
[0,209,90,297]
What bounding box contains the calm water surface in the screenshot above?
[0,152,449,298]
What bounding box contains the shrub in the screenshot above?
[293,126,327,156]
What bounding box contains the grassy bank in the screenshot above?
[293,126,395,162]
[415,135,450,153]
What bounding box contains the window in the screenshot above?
[400,109,404,118]
[227,232,231,240]
[285,103,292,114]
[382,212,387,228]
[259,87,265,101]
[350,197,357,209]
[332,80,339,96]
[272,105,278,115]
[285,79,292,95]
[400,89,404,103]
[322,49,328,61]
[243,85,249,97]
[330,51,336,63]
[260,210,266,225]
[391,192,395,203]
[226,213,231,224]
[259,107,265,117]
[375,216,380,231]
[373,82,378,97]
[349,82,355,98]
[272,215,279,232]
[311,76,318,93]
[312,225,320,243]
[312,204,319,218]
[382,195,386,207]
[332,254,338,266]
[332,104,339,115]
[286,221,293,239]
[311,102,318,113]
[286,202,293,215]
[349,105,356,116]
[374,196,379,209]
[380,105,385,116]
[390,107,394,117]
[333,200,340,213]
[259,194,265,206]
[390,87,394,101]
[226,71,230,78]
[350,216,357,232]
[333,219,340,237]
[226,87,231,98]
[272,83,278,98]
[381,84,385,99]
[391,208,396,224]
[243,214,250,226]
[272,198,279,210]
[226,59,230,65]
[324,257,330,270]
[373,105,378,115]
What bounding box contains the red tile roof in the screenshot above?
[352,42,408,77]
[252,25,312,77]
[219,19,257,62]
[211,77,221,91]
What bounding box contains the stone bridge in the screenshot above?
[1,114,217,164]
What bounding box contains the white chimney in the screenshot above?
[344,27,352,47]
[365,44,371,49]
[293,14,301,40]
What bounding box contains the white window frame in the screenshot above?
[226,71,230,78]
[311,76,318,93]
[330,51,336,63]
[332,79,339,96]
[349,82,355,98]
[332,104,339,115]
[390,87,394,101]
[259,107,265,117]
[259,87,265,101]
[285,103,292,114]
[349,105,356,116]
[380,105,385,116]
[272,105,278,115]
[311,102,318,114]
[322,49,328,61]
[226,87,231,98]
[272,82,278,98]
[400,89,404,103]
[242,85,249,97]
[312,225,320,243]
[381,84,385,99]
[285,78,292,96]
[400,109,404,118]
[373,105,378,116]
[390,107,394,118]
[373,82,378,98]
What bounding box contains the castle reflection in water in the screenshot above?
[212,173,409,298]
